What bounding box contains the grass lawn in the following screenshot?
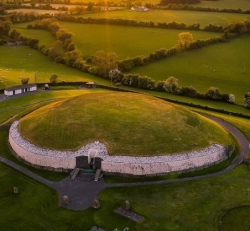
[0,89,108,112]
[1,159,250,231]
[56,22,221,59]
[0,162,96,231]
[0,46,109,89]
[130,35,250,105]
[19,91,232,155]
[100,165,250,231]
[78,9,248,28]
[221,206,250,231]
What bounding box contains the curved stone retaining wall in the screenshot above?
[9,121,231,175]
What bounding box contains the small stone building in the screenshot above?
[4,84,37,96]
[85,82,97,88]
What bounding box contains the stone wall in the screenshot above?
[9,121,231,175]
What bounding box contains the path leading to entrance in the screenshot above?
[0,113,249,210]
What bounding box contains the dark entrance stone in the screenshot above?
[75,156,102,169]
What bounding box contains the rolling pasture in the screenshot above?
[0,46,109,89]
[130,35,250,105]
[14,27,55,46]
[56,22,222,59]
[79,10,249,28]
[70,0,250,10]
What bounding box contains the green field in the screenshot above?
[14,22,222,59]
[78,10,248,28]
[0,46,109,89]
[69,0,250,10]
[130,35,250,105]
[56,22,221,59]
[197,0,250,10]
[14,27,55,46]
[19,92,232,155]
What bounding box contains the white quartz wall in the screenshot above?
[9,121,230,175]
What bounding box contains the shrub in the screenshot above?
[244,92,250,108]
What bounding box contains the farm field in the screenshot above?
[69,0,250,10]
[7,8,59,14]
[14,22,222,59]
[56,22,222,59]
[14,28,55,46]
[196,0,250,10]
[78,10,248,28]
[1,43,250,116]
[130,35,250,105]
[0,46,109,89]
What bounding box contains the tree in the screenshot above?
[228,94,235,104]
[48,40,63,60]
[30,1,36,8]
[50,74,58,84]
[164,76,179,93]
[93,51,118,78]
[244,92,250,108]
[206,87,221,99]
[109,69,124,84]
[67,42,77,51]
[21,77,29,85]
[176,32,194,50]
[87,2,94,11]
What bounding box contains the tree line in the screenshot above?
[6,17,250,106]
[156,3,250,14]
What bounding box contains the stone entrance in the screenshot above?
[75,156,102,170]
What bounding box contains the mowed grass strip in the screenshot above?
[19,92,232,155]
[0,46,109,89]
[77,10,248,28]
[56,22,221,59]
[130,35,250,105]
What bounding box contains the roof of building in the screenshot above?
[5,83,37,91]
[86,82,96,85]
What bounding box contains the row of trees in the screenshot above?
[56,14,222,32]
[244,93,250,108]
[155,77,234,103]
[158,3,250,14]
[118,33,228,72]
[160,0,201,5]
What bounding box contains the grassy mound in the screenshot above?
[19,92,232,156]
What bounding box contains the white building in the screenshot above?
[131,6,149,11]
[4,84,37,96]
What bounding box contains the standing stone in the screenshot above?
[92,199,101,209]
[62,195,69,205]
[123,200,130,211]
[13,187,19,194]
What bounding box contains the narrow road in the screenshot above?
[0,108,249,210]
